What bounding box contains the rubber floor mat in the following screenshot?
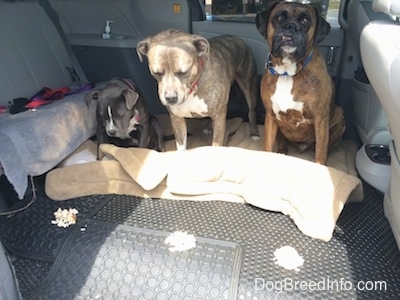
[91,184,400,299]
[0,191,112,261]
[25,219,243,300]
[9,182,400,299]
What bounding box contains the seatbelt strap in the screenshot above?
[40,0,88,83]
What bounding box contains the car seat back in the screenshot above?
[361,0,400,248]
[0,1,75,106]
[347,0,393,145]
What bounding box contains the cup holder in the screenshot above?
[365,144,391,165]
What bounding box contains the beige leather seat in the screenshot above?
[347,0,393,145]
[360,0,400,247]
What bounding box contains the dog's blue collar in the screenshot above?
[265,52,314,76]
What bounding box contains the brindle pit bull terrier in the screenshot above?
[136,29,259,150]
[256,1,346,164]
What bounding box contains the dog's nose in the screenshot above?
[165,92,178,104]
[166,96,178,104]
[284,22,300,32]
[107,128,117,136]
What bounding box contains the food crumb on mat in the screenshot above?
[51,207,79,228]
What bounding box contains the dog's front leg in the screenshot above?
[264,110,278,152]
[138,123,150,149]
[96,123,108,159]
[169,114,188,150]
[314,115,329,165]
[211,112,227,146]
[150,116,165,152]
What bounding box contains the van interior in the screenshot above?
[0,0,400,299]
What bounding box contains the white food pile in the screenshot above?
[165,231,196,252]
[51,207,79,228]
[273,245,304,271]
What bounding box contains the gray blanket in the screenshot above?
[0,92,96,199]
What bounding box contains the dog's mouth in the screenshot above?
[280,35,297,54]
[280,34,295,46]
[272,33,299,56]
[281,35,293,43]
[160,89,187,106]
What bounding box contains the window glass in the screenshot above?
[203,0,340,27]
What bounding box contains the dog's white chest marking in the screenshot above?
[128,109,140,132]
[271,76,304,121]
[168,94,208,118]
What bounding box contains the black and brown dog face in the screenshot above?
[256,1,330,61]
[85,80,140,139]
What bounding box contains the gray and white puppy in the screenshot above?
[137,29,259,150]
[85,79,164,158]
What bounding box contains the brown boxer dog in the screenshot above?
[256,1,345,164]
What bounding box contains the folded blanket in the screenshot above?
[167,146,361,242]
[0,91,97,199]
[161,117,363,202]
[46,142,361,242]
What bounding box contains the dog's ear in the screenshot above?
[192,35,210,58]
[122,89,140,110]
[313,7,331,44]
[84,90,101,107]
[255,1,280,38]
[136,38,151,62]
[255,10,269,37]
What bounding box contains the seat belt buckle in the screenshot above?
[66,66,79,82]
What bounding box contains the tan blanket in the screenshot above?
[45,118,362,242]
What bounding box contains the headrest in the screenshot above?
[372,0,400,16]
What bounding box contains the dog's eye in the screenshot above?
[299,15,311,26]
[274,11,287,24]
[175,70,187,76]
[153,71,164,77]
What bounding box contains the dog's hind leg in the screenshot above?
[328,106,346,150]
[235,75,260,140]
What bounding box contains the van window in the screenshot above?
[204,0,340,27]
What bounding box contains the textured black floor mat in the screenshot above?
[6,182,400,299]
[10,257,53,294]
[0,190,112,261]
[91,184,400,299]
[25,219,242,300]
